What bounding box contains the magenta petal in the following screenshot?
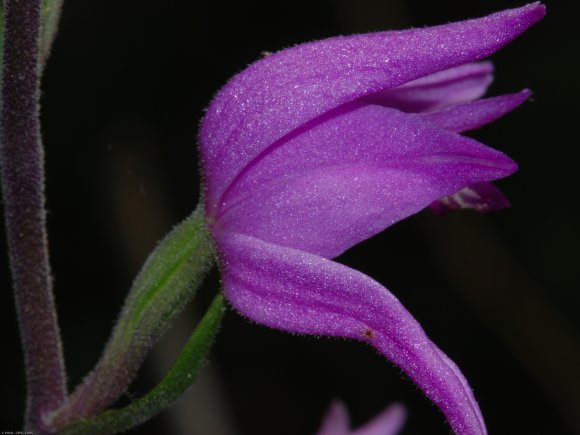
[200,3,545,213]
[218,232,487,435]
[216,105,516,258]
[364,62,494,112]
[419,90,532,132]
[430,182,511,213]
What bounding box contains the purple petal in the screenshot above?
[200,3,545,214]
[352,403,407,435]
[316,401,350,435]
[419,90,531,132]
[217,232,487,435]
[364,62,494,112]
[216,105,516,258]
[430,182,511,213]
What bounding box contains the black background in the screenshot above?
[1,0,579,434]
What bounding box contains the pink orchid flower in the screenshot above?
[199,4,545,434]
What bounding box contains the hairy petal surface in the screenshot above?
[419,90,531,133]
[364,62,494,112]
[218,232,487,435]
[200,3,545,213]
[217,105,516,257]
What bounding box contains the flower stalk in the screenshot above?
[0,0,66,431]
[50,205,216,430]
[59,293,225,435]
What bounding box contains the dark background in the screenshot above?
[1,0,578,434]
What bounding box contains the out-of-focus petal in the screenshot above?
[430,182,511,213]
[218,232,487,435]
[364,62,494,112]
[420,90,531,132]
[201,3,545,213]
[316,401,407,435]
[353,403,407,435]
[316,401,350,435]
[216,105,516,258]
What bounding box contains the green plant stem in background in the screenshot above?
[0,0,66,432]
[40,0,64,68]
[60,293,225,435]
[50,205,217,430]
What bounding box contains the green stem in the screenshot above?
[60,293,225,435]
[50,204,217,430]
[40,0,64,68]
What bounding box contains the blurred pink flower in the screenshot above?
[316,401,406,435]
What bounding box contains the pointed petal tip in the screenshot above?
[512,88,534,108]
[517,2,547,30]
[507,154,519,172]
[519,88,533,99]
[478,142,519,177]
[497,154,519,177]
[509,2,546,23]
[465,3,546,56]
[527,2,547,17]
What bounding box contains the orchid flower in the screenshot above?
[316,401,407,435]
[199,4,545,435]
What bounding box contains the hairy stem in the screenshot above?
[50,206,216,430]
[60,293,225,435]
[0,0,66,431]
